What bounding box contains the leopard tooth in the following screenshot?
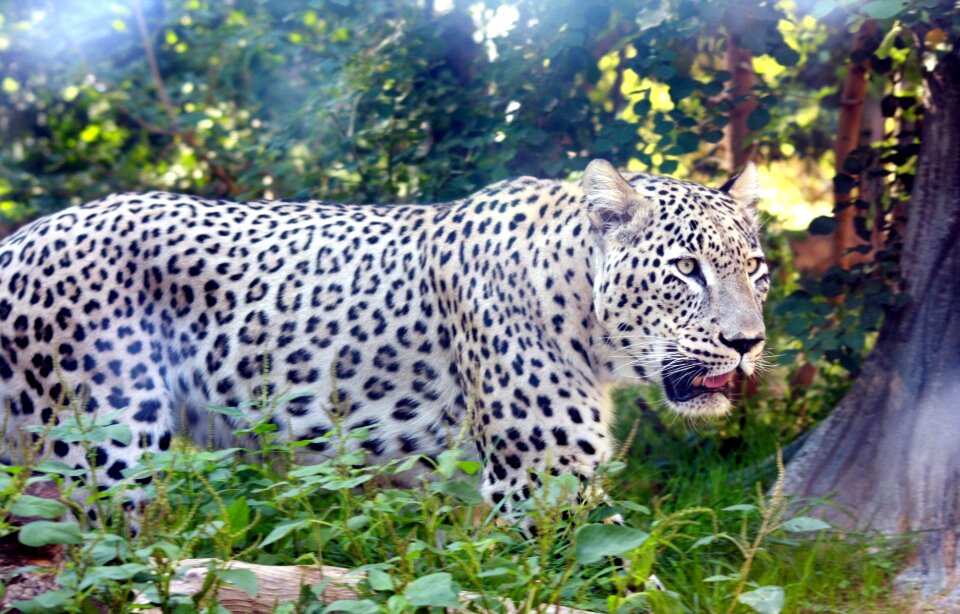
[692,375,704,387]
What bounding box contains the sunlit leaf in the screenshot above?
[862,0,909,19]
[738,585,786,614]
[404,572,460,608]
[324,600,379,614]
[18,521,83,547]
[260,519,309,546]
[214,568,259,597]
[574,524,649,564]
[429,479,483,505]
[10,495,67,519]
[781,516,831,532]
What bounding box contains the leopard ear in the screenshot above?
[582,159,648,231]
[720,161,759,221]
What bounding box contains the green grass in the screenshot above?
[0,375,909,613]
[607,383,910,614]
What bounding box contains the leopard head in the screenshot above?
[584,159,769,418]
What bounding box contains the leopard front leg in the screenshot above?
[466,356,617,522]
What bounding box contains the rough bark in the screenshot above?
[782,51,960,604]
[830,20,877,268]
[137,559,597,613]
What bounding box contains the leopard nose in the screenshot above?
[720,334,764,356]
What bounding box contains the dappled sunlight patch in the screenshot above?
[756,158,833,231]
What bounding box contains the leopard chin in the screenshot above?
[660,367,741,418]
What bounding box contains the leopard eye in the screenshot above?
[746,257,764,276]
[675,258,699,277]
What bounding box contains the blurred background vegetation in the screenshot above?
[0,0,946,431]
[1,1,957,610]
[0,0,864,215]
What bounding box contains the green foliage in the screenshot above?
[770,0,959,375]
[17,519,83,547]
[574,524,650,564]
[737,586,784,614]
[0,379,908,613]
[0,0,825,219]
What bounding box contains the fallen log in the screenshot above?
[142,558,598,613]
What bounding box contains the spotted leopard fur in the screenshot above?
[0,160,767,518]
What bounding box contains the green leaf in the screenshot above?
[862,0,908,19]
[808,215,838,236]
[88,535,129,565]
[322,474,373,490]
[781,516,831,532]
[289,463,333,478]
[613,500,651,515]
[214,568,258,597]
[78,564,151,590]
[747,107,772,131]
[666,76,697,101]
[32,461,86,477]
[574,524,649,564]
[690,534,717,549]
[660,159,679,174]
[654,63,676,80]
[429,479,483,505]
[10,495,67,519]
[457,460,482,475]
[645,588,686,612]
[673,132,700,155]
[810,0,839,19]
[102,423,133,446]
[704,574,739,582]
[704,129,724,143]
[722,504,757,513]
[635,5,669,32]
[738,585,786,614]
[18,521,83,546]
[774,46,801,67]
[323,599,379,614]
[435,449,460,479]
[403,572,460,608]
[10,588,72,613]
[368,568,394,591]
[226,497,250,533]
[205,404,247,419]
[833,173,857,195]
[785,317,810,337]
[333,450,366,467]
[876,25,903,59]
[389,455,421,474]
[136,540,181,560]
[346,514,370,531]
[260,519,309,546]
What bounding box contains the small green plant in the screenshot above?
[0,372,907,613]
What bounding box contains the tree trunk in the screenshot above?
[724,32,756,169]
[830,20,877,269]
[782,51,960,604]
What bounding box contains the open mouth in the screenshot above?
[662,367,738,403]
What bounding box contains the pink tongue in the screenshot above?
[703,372,733,389]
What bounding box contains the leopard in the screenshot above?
[0,159,767,520]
